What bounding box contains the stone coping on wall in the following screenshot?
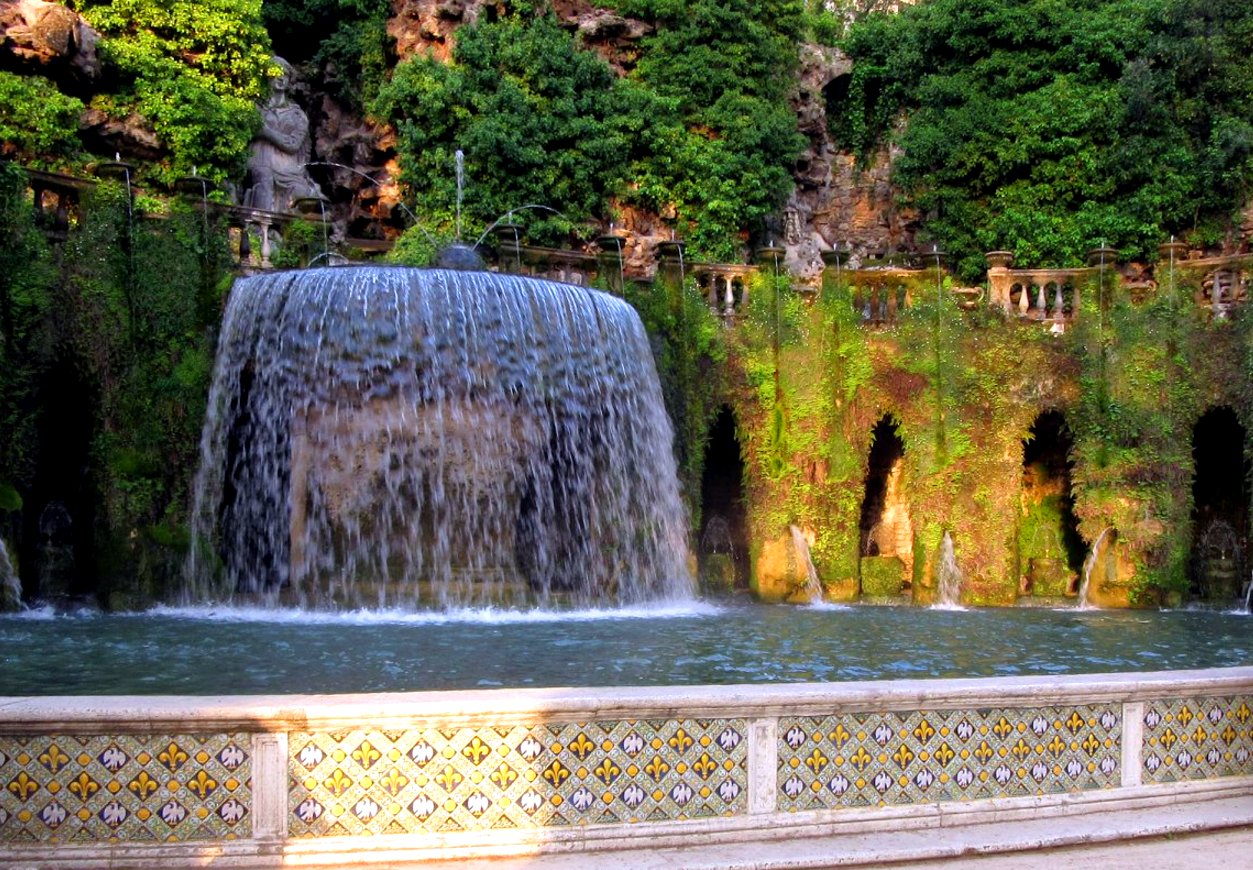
[1,667,1250,867]
[2,666,1248,732]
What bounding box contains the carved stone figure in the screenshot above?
[245,57,322,213]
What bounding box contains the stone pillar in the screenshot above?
[984,250,1015,313]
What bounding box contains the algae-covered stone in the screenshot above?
[860,556,905,597]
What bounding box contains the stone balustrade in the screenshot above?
[1,667,1250,867]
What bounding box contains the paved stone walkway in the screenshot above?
[363,793,1252,870]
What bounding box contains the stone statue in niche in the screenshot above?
[244,57,322,213]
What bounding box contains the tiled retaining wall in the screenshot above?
[1,668,1251,866]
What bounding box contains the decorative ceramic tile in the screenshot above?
[288,719,747,836]
[777,706,1121,811]
[0,734,251,842]
[1142,696,1253,783]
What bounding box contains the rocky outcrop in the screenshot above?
[781,42,915,281]
[388,0,489,62]
[0,0,100,88]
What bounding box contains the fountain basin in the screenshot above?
[1,664,1250,867]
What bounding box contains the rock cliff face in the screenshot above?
[0,0,100,87]
[782,43,916,281]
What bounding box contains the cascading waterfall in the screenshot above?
[1077,526,1114,609]
[934,531,963,608]
[185,266,693,610]
[0,537,19,611]
[789,525,823,604]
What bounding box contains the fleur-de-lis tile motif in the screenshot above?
[692,752,718,780]
[644,755,670,781]
[542,759,569,786]
[38,744,69,773]
[351,741,382,769]
[435,765,464,791]
[9,771,40,801]
[186,769,218,799]
[668,728,694,755]
[68,772,97,802]
[158,742,189,773]
[128,771,160,799]
[322,768,354,797]
[381,767,409,796]
[913,719,936,743]
[461,736,492,765]
[568,732,597,760]
[593,758,620,785]
[490,763,518,789]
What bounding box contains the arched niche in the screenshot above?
[1018,410,1084,598]
[858,416,911,597]
[699,406,748,593]
[1190,406,1250,602]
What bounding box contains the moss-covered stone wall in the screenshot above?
[667,256,1253,608]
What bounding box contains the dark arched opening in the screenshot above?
[698,406,748,592]
[858,416,911,596]
[1190,406,1250,601]
[1018,411,1084,597]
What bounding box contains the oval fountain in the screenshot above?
[184,266,692,611]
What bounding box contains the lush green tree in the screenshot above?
[839,0,1253,279]
[373,12,641,245]
[262,0,393,106]
[74,0,272,182]
[610,0,808,259]
[0,163,54,521]
[0,74,85,166]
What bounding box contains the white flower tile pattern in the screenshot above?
[288,719,747,836]
[1142,696,1253,783]
[777,706,1121,811]
[0,734,251,842]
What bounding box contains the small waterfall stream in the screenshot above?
[185,266,693,610]
[789,525,823,604]
[0,537,19,611]
[934,531,963,608]
[1077,526,1114,609]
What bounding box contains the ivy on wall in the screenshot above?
[713,257,1247,606]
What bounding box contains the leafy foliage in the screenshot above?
[373,13,640,245]
[76,0,272,181]
[0,74,85,166]
[839,0,1253,279]
[0,163,54,516]
[609,0,808,259]
[262,0,394,106]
